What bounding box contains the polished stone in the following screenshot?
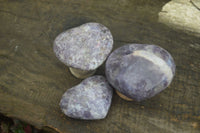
[106,44,176,101]
[60,76,113,120]
[53,22,113,71]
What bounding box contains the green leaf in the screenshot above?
[13,129,25,133]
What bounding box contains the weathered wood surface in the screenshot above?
[0,0,200,132]
[159,0,200,37]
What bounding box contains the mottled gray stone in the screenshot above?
[106,44,176,101]
[60,76,113,120]
[53,22,113,71]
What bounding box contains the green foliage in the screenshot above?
[12,129,25,133]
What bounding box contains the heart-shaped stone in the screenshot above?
[53,22,113,71]
[60,75,113,120]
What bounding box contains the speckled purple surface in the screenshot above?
[106,44,176,101]
[60,76,113,120]
[53,23,113,71]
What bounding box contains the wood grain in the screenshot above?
[0,0,200,132]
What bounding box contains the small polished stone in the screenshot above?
[60,76,113,120]
[106,44,176,101]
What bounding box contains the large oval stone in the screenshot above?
[60,76,113,120]
[106,44,176,101]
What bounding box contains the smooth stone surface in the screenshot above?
[53,22,113,71]
[60,76,113,120]
[106,44,176,101]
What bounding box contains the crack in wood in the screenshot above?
[190,0,200,11]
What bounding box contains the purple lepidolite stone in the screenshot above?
[60,76,113,120]
[105,44,176,101]
[53,22,113,71]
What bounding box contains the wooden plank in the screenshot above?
[159,0,200,37]
[0,0,200,132]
